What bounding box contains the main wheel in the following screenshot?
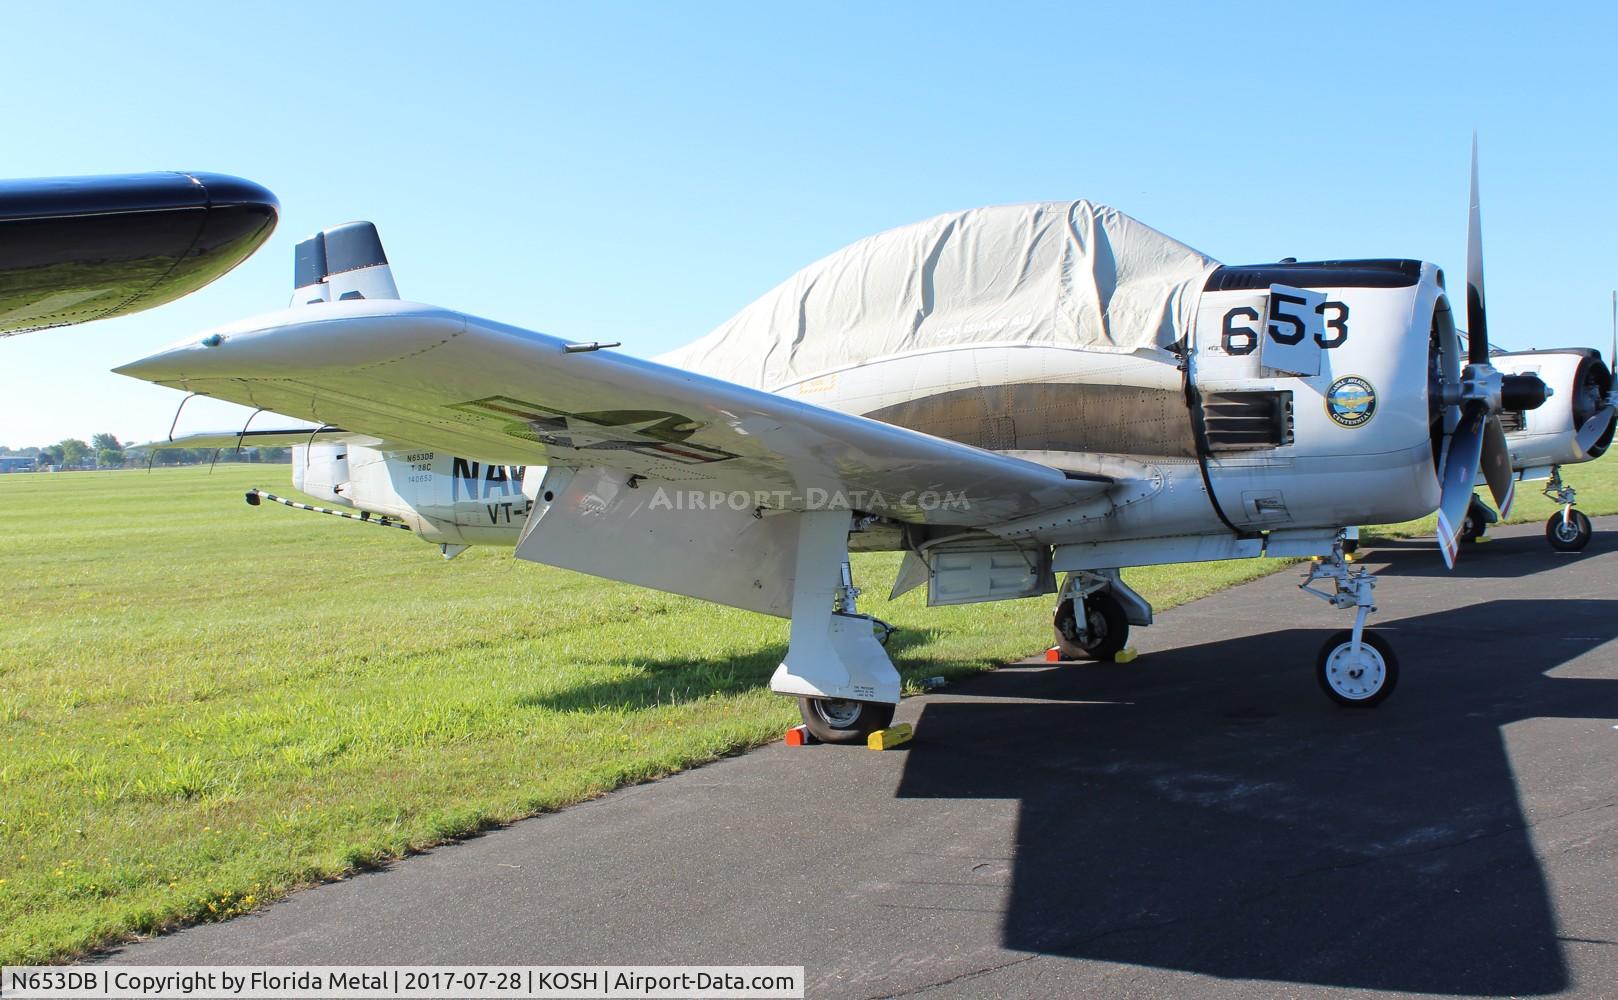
[1546,509,1592,552]
[1316,630,1399,708]
[1053,591,1129,662]
[797,697,896,745]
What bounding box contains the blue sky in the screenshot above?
[3,1,1615,446]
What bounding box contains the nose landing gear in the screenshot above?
[1301,535,1397,707]
[1542,467,1593,552]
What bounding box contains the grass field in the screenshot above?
[0,464,1304,964]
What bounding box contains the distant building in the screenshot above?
[0,454,35,473]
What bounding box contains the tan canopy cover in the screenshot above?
[663,200,1219,390]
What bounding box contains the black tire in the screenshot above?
[1546,509,1593,552]
[1053,591,1129,662]
[1341,538,1359,555]
[797,697,896,745]
[1316,630,1399,708]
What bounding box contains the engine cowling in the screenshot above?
[1492,348,1614,465]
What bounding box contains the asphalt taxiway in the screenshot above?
[108,518,1618,998]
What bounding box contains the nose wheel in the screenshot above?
[1547,509,1592,552]
[1316,630,1399,707]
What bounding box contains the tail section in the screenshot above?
[291,221,399,306]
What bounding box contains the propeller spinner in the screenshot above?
[1432,137,1550,567]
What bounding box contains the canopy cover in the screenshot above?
[663,200,1219,390]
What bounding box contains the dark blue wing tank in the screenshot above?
[0,171,277,335]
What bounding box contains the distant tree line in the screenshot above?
[0,435,291,470]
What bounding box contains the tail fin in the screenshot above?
[291,221,399,306]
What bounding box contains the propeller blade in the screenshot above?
[1576,405,1617,455]
[1466,135,1489,365]
[1436,401,1488,568]
[1480,413,1515,517]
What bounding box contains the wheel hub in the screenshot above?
[1085,608,1108,644]
[813,698,863,729]
[1324,643,1385,700]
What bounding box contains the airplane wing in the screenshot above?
[0,172,277,336]
[116,299,1104,528]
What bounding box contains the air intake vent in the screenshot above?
[1203,391,1293,451]
[1499,410,1526,433]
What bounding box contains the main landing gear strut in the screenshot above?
[797,557,898,743]
[770,511,899,744]
[1542,467,1594,552]
[1052,571,1131,661]
[1299,535,1399,707]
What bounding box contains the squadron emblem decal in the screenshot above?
[1325,376,1377,428]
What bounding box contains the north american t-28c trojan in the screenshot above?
[126,148,1551,742]
[1476,296,1616,551]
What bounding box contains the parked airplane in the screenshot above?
[1344,307,1614,555]
[1478,300,1617,551]
[127,146,1548,741]
[0,172,277,335]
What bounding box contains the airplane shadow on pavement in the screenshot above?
[895,596,1618,995]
